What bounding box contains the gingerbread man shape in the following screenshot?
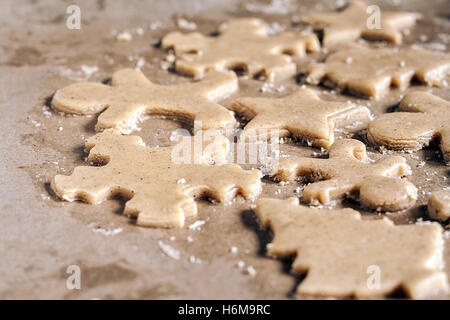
[231,88,371,148]
[301,0,416,47]
[51,131,262,228]
[306,45,450,99]
[272,139,417,211]
[52,68,238,134]
[368,92,450,163]
[162,18,320,80]
[256,198,447,299]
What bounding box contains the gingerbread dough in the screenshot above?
[272,139,417,211]
[368,92,450,163]
[428,191,450,222]
[52,68,238,133]
[231,88,371,148]
[162,18,320,80]
[51,131,262,228]
[301,0,416,47]
[256,198,447,298]
[306,45,450,99]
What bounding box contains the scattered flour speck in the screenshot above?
[158,240,180,260]
[189,220,205,231]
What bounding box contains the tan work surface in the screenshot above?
[0,0,449,299]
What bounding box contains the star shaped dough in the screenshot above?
[52,68,238,133]
[301,0,416,46]
[230,88,371,148]
[162,18,320,80]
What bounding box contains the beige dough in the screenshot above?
[368,91,450,163]
[272,139,417,211]
[162,18,320,80]
[256,197,448,299]
[51,131,262,228]
[306,45,450,99]
[231,88,371,148]
[428,191,450,222]
[52,68,238,134]
[302,0,416,47]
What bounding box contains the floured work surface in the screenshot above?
[0,0,449,299]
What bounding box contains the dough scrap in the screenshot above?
[301,0,416,47]
[162,18,320,80]
[231,88,371,148]
[368,91,450,163]
[306,45,450,99]
[272,139,417,211]
[51,131,262,228]
[52,68,238,134]
[428,191,450,222]
[256,197,448,299]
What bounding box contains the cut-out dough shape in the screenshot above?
[162,18,320,80]
[52,68,238,133]
[231,88,371,148]
[256,197,448,299]
[301,0,416,47]
[306,45,450,99]
[272,139,417,211]
[51,131,262,228]
[428,191,450,222]
[368,92,450,163]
